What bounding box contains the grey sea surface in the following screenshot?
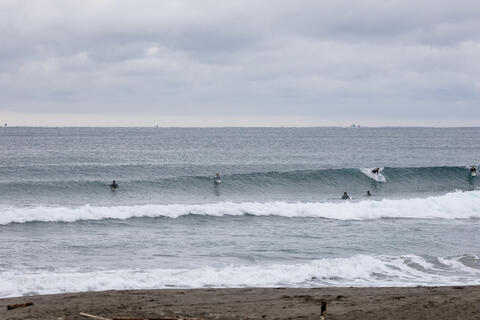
[0,127,479,297]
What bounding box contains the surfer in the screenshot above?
[341,192,351,200]
[110,180,119,189]
[371,168,380,175]
[470,166,477,174]
[366,190,372,197]
[214,173,221,183]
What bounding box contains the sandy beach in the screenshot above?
[1,286,480,320]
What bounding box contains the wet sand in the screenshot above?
[1,286,480,320]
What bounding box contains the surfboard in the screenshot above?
[360,168,386,182]
[472,172,477,177]
[214,178,222,184]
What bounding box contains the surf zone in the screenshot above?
[1,190,479,225]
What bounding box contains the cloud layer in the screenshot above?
[1,0,479,125]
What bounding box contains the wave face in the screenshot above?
[0,166,478,205]
[1,254,479,298]
[1,190,479,225]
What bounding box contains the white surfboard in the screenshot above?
[472,172,477,177]
[360,168,386,182]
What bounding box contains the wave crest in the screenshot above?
[1,190,480,225]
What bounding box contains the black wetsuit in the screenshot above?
[110,183,119,189]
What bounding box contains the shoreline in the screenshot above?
[1,286,480,319]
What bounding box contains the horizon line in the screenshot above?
[2,125,480,129]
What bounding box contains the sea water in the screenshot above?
[0,127,479,297]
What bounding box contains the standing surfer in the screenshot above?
[214,173,221,184]
[471,166,477,176]
[371,168,380,175]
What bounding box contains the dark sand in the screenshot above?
[1,286,480,320]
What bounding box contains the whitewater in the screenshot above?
[2,190,480,225]
[1,127,479,297]
[1,254,480,298]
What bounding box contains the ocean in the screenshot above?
[0,127,479,298]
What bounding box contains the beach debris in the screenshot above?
[80,312,112,320]
[6,302,34,310]
[145,317,200,320]
[80,313,201,320]
[320,301,327,320]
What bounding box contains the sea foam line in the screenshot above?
[1,190,480,225]
[1,254,479,298]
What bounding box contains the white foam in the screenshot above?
[360,167,386,182]
[1,190,480,224]
[1,254,479,298]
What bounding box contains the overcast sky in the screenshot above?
[1,0,479,126]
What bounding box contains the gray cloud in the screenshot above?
[1,0,479,125]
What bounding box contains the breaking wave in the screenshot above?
[1,166,478,206]
[1,190,480,225]
[1,254,479,297]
